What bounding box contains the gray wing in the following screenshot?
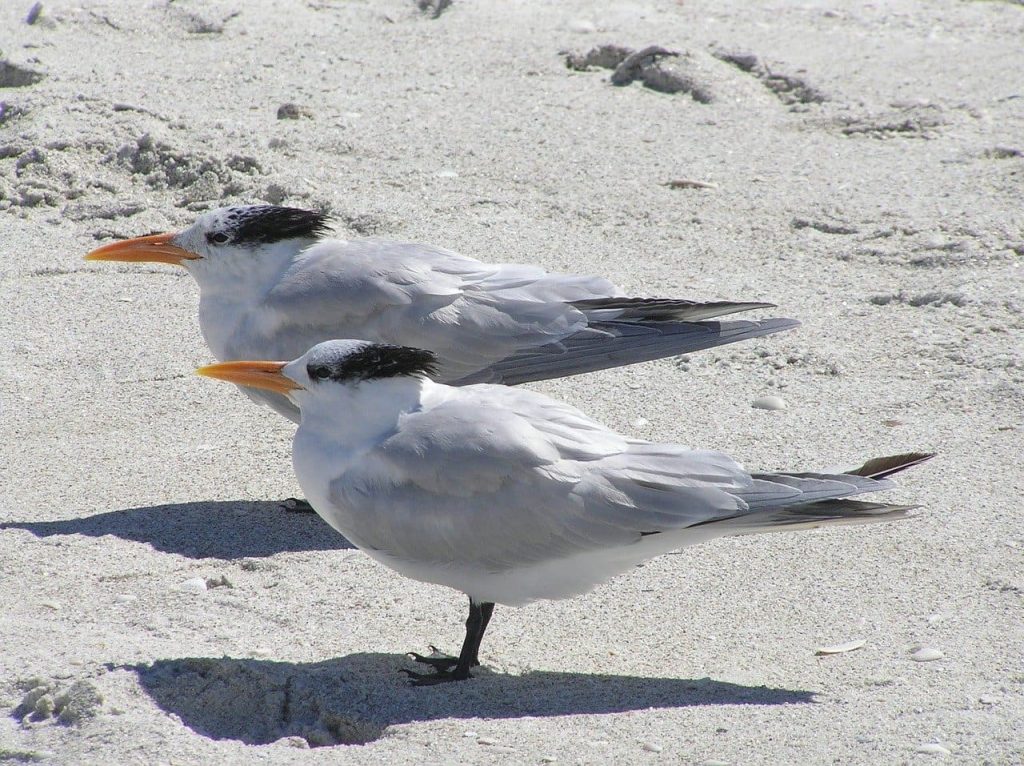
[451,317,801,386]
[261,238,795,385]
[328,387,751,571]
[262,239,608,381]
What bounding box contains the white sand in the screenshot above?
[2,0,1022,762]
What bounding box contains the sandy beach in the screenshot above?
[2,0,1022,762]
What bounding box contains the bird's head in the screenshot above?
[196,339,439,407]
[85,205,333,281]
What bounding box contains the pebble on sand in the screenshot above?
[751,395,787,411]
[910,646,944,662]
[642,741,664,752]
[814,639,866,655]
[567,19,596,34]
[916,743,952,755]
[276,103,313,120]
[179,577,208,593]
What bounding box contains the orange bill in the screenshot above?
[85,233,200,266]
[196,361,303,394]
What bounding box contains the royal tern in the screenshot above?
[88,205,798,423]
[198,339,932,684]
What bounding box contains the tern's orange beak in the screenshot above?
[196,361,303,394]
[85,233,200,266]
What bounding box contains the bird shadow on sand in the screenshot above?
[118,652,816,747]
[0,500,353,559]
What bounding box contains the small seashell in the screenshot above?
[815,638,866,655]
[642,742,663,753]
[916,743,951,755]
[910,646,944,662]
[751,395,787,411]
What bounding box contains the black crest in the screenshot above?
[221,206,332,245]
[308,344,439,384]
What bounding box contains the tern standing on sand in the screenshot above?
[198,339,932,685]
[88,205,798,423]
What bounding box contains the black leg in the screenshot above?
[405,598,496,685]
[469,602,494,666]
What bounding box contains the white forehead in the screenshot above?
[172,207,242,252]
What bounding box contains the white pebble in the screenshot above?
[463,731,478,738]
[113,594,137,604]
[910,647,944,662]
[40,600,61,610]
[568,19,596,33]
[630,417,649,428]
[702,760,730,766]
[179,577,208,593]
[979,694,998,705]
[926,613,946,624]
[916,743,951,755]
[642,742,663,753]
[435,169,459,179]
[815,639,866,655]
[751,395,787,411]
[251,648,273,658]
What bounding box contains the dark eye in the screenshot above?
[308,365,331,380]
[206,231,230,245]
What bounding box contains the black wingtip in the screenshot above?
[846,452,936,479]
[570,297,782,322]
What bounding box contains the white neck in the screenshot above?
[296,376,434,449]
[188,239,311,300]
[187,239,315,359]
